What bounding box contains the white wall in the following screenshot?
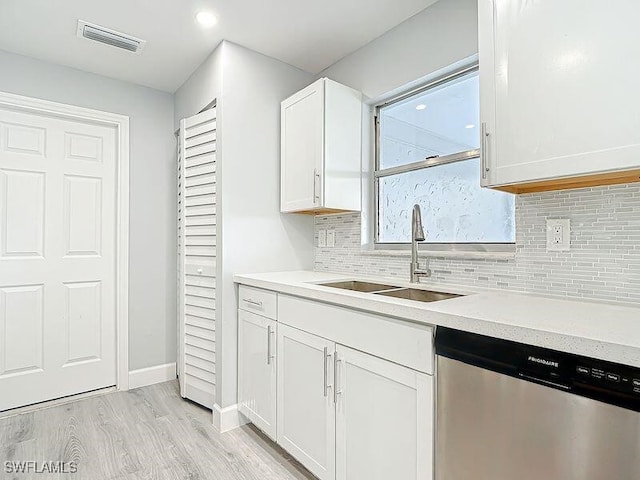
[174,41,315,410]
[173,44,224,129]
[319,0,478,101]
[315,0,479,252]
[218,42,315,408]
[0,49,177,371]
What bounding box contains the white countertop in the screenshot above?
[234,270,640,368]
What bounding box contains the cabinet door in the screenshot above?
[281,79,324,212]
[480,0,640,187]
[238,310,276,440]
[277,324,335,480]
[335,345,433,480]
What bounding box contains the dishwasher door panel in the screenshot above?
[436,357,640,480]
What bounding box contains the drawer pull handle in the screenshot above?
[242,298,263,308]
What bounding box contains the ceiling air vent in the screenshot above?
[76,20,146,54]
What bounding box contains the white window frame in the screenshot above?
[373,63,515,253]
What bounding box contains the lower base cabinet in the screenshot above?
[277,324,336,480]
[237,288,435,480]
[335,345,433,480]
[275,323,433,480]
[238,310,277,440]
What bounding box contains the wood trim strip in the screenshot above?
[493,170,640,194]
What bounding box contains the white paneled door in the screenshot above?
[277,324,336,480]
[238,310,277,440]
[335,345,433,480]
[0,106,117,411]
[178,107,217,408]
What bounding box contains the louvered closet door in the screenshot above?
[178,108,217,408]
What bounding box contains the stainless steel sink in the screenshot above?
[374,288,461,302]
[319,281,399,293]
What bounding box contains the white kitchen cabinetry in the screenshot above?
[237,310,277,440]
[237,284,435,480]
[335,345,433,480]
[280,78,362,214]
[277,324,336,480]
[479,0,640,193]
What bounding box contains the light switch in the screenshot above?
[327,230,335,248]
[318,229,327,248]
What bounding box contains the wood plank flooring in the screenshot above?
[0,381,315,480]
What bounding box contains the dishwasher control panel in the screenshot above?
[574,360,640,396]
[435,327,640,412]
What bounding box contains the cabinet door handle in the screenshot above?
[266,325,275,365]
[334,352,342,403]
[323,347,333,397]
[481,122,489,180]
[267,325,272,365]
[313,169,321,204]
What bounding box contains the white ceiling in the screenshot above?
[0,0,437,92]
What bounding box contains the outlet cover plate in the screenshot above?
[546,218,570,252]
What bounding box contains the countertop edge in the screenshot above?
[233,272,640,368]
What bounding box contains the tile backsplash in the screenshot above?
[314,184,640,305]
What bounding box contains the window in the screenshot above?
[374,66,515,249]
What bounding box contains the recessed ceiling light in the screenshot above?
[465,124,475,129]
[415,104,427,111]
[196,11,218,28]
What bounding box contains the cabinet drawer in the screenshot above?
[278,295,434,374]
[238,285,277,319]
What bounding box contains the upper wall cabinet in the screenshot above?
[281,78,362,213]
[479,0,640,194]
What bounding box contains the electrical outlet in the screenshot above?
[547,219,570,251]
[327,230,336,248]
[318,229,327,248]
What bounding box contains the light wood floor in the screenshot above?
[0,381,315,480]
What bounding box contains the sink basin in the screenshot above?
[319,281,399,293]
[319,281,462,303]
[375,288,461,303]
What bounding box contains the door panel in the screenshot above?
[238,310,276,440]
[277,324,335,480]
[280,79,324,212]
[63,175,102,256]
[0,106,117,411]
[178,107,217,408]
[436,357,640,480]
[63,281,102,365]
[0,169,45,257]
[1,121,46,157]
[64,132,103,162]
[335,345,433,480]
[0,285,44,375]
[482,0,640,186]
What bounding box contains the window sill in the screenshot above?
[361,248,515,261]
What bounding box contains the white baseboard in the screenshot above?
[128,363,177,389]
[213,403,248,433]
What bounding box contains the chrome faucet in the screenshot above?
[410,204,431,283]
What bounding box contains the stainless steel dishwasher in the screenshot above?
[435,327,640,480]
